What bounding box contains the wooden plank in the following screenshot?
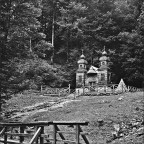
[40,126,44,144]
[79,126,90,144]
[4,127,7,144]
[51,121,89,125]
[0,127,6,136]
[5,132,33,137]
[80,132,88,135]
[53,124,57,144]
[0,138,27,144]
[29,127,41,144]
[36,126,39,144]
[20,126,24,143]
[76,125,80,144]
[0,121,89,127]
[0,121,49,127]
[55,125,67,144]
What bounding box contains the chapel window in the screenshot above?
[79,75,82,83]
[101,73,105,81]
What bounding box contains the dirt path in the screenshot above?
[10,98,80,122]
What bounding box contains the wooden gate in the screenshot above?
[0,121,90,144]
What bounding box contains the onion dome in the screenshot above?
[87,66,98,74]
[99,49,109,61]
[77,54,87,64]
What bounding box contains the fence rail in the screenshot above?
[75,84,143,96]
[0,121,89,144]
[41,85,71,97]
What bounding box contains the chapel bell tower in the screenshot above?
[76,51,87,87]
[98,48,109,84]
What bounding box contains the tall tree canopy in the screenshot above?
[0,0,144,110]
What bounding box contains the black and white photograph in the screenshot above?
[0,0,144,143]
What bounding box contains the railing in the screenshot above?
[75,84,143,96]
[0,121,89,144]
[41,85,71,97]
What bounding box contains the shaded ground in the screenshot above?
[1,91,144,144]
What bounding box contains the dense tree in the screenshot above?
[0,0,47,110]
[1,0,144,111]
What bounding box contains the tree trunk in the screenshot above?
[51,1,55,65]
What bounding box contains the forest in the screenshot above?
[0,0,144,100]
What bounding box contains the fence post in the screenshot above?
[20,126,24,143]
[79,126,90,144]
[74,90,76,99]
[59,91,60,97]
[112,85,114,94]
[55,125,67,144]
[4,127,7,144]
[76,124,80,144]
[53,124,57,144]
[68,84,71,94]
[36,126,39,144]
[40,126,44,144]
[83,84,85,95]
[104,85,106,93]
[41,85,43,93]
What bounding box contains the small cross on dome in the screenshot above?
[102,46,107,55]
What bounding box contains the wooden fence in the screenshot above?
[0,121,90,144]
[41,85,71,97]
[75,84,143,96]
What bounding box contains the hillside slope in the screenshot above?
[2,92,144,144]
[25,92,144,144]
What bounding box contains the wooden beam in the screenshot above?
[40,126,44,144]
[29,127,41,144]
[76,125,80,144]
[55,125,67,144]
[0,127,6,136]
[0,121,49,127]
[5,132,33,137]
[4,127,7,144]
[0,138,27,144]
[19,126,24,143]
[51,121,89,125]
[79,126,90,144]
[53,124,56,144]
[0,121,89,127]
[80,132,88,135]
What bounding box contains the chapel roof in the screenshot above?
[77,59,88,64]
[87,66,98,74]
[77,53,87,64]
[99,55,108,61]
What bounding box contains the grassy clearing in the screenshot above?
[24,92,143,122]
[24,92,143,144]
[2,92,144,143]
[2,92,61,112]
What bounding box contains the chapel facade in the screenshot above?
[76,50,110,87]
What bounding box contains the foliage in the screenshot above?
[0,0,144,110]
